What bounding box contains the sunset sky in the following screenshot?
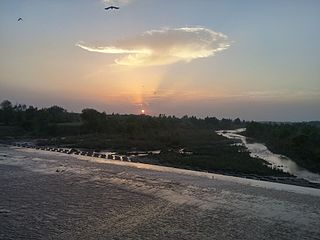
[1,0,319,121]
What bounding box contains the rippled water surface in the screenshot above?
[1,145,320,239]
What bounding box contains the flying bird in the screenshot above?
[17,18,23,22]
[105,6,119,10]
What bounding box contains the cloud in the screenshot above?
[102,0,133,6]
[77,27,231,66]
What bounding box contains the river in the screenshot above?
[1,145,320,239]
[216,128,320,183]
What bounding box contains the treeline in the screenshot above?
[245,122,320,173]
[80,109,244,135]
[0,100,80,136]
[0,100,244,138]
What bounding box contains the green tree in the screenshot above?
[81,108,107,132]
[0,100,13,125]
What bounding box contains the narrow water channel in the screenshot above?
[216,128,320,183]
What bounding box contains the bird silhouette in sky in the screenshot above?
[105,6,119,10]
[17,18,23,22]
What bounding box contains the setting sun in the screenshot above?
[141,109,145,114]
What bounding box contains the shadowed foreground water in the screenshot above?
[0,145,320,240]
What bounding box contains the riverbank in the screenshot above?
[244,122,320,174]
[4,143,320,189]
[2,127,290,178]
[134,156,320,189]
[216,129,320,185]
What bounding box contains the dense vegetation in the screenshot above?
[245,122,320,173]
[0,100,288,176]
[0,100,243,139]
[0,100,80,137]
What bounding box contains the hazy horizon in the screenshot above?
[1,0,320,121]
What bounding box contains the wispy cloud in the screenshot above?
[77,27,231,66]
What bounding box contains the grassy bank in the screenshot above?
[38,128,288,177]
